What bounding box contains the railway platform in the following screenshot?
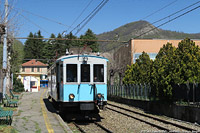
[12,88,72,133]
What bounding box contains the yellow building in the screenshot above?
[18,59,48,92]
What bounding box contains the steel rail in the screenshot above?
[73,122,86,133]
[107,107,170,132]
[94,121,113,133]
[108,103,197,132]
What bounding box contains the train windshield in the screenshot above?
[94,64,104,82]
[66,64,77,82]
[81,64,90,82]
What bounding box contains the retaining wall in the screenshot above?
[108,96,200,124]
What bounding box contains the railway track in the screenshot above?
[73,121,113,133]
[107,103,198,132]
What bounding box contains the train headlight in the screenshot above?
[69,94,75,99]
[97,93,102,99]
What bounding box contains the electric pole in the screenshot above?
[2,0,8,97]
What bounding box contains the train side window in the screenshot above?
[66,64,77,82]
[81,64,90,82]
[94,64,104,82]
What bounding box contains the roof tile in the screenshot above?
[22,59,48,67]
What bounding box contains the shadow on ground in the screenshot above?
[43,98,103,122]
[43,98,58,114]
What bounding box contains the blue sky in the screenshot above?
[6,0,200,41]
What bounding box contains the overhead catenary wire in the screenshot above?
[74,0,109,35]
[142,0,178,20]
[18,13,50,34]
[11,7,71,28]
[70,0,105,33]
[151,1,200,25]
[70,0,109,35]
[103,2,200,53]
[67,0,94,31]
[134,5,200,39]
[14,37,128,43]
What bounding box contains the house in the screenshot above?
[17,59,48,92]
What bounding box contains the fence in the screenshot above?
[108,83,151,101]
[172,83,200,103]
[108,82,200,104]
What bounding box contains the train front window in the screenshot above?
[94,64,104,82]
[66,64,77,82]
[81,64,90,82]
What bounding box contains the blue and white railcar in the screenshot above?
[48,54,108,112]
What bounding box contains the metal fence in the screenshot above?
[108,82,200,104]
[172,83,200,103]
[108,83,151,101]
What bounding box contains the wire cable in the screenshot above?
[67,0,94,31]
[74,0,109,35]
[142,0,178,20]
[12,7,71,28]
[151,1,200,25]
[134,5,200,39]
[70,0,105,33]
[19,13,50,34]
[70,0,109,35]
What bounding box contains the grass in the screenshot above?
[0,125,18,133]
[1,106,17,111]
[34,121,41,133]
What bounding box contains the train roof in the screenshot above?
[56,54,109,62]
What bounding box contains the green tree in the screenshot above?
[64,32,80,49]
[80,29,99,52]
[0,39,24,72]
[13,73,24,92]
[24,31,45,60]
[175,38,200,83]
[123,52,152,84]
[151,42,177,99]
[10,40,24,72]
[136,52,152,84]
[42,33,57,65]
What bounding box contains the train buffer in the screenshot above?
[11,88,72,133]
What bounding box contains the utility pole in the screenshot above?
[2,0,8,97]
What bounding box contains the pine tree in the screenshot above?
[24,31,45,60]
[80,29,99,52]
[151,42,177,99]
[175,38,200,83]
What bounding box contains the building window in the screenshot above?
[133,53,157,63]
[32,67,34,72]
[66,64,77,82]
[22,67,25,72]
[37,67,40,72]
[81,64,90,82]
[148,53,157,60]
[94,64,104,82]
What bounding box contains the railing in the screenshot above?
[108,83,151,101]
[108,82,200,106]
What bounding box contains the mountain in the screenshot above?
[96,20,200,52]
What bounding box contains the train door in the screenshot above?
[56,63,63,101]
[79,64,94,101]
